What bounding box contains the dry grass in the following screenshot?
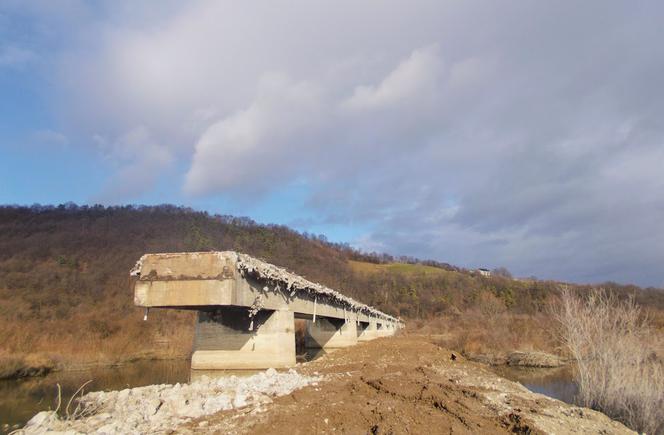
[348,260,450,276]
[411,307,559,363]
[0,352,56,379]
[554,288,664,434]
[0,285,195,376]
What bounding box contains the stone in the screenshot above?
[25,411,58,428]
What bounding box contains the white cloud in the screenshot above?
[184,73,327,195]
[13,0,664,285]
[343,45,444,110]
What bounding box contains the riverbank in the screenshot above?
[465,350,568,368]
[18,336,633,434]
[0,354,56,380]
[0,351,190,381]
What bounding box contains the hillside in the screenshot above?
[1,204,662,377]
[0,204,354,376]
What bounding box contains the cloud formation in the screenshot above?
[8,0,664,286]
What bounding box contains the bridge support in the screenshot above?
[191,308,296,370]
[133,251,403,370]
[376,322,388,338]
[305,317,358,349]
[357,320,380,341]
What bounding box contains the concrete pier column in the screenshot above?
[191,307,295,370]
[305,317,357,349]
[357,320,378,341]
[376,322,390,337]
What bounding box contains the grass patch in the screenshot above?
[348,260,451,276]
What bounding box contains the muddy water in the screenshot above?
[0,349,328,433]
[494,366,579,405]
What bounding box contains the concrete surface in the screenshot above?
[132,252,403,369]
[304,318,358,349]
[192,309,296,370]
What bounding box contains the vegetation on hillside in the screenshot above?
[0,204,662,376]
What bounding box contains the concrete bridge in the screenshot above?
[131,252,403,370]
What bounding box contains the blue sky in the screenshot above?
[1,1,663,287]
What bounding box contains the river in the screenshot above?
[494,365,578,404]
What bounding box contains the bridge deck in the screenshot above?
[132,251,401,327]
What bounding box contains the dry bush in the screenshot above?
[0,351,55,379]
[416,308,558,362]
[554,288,664,434]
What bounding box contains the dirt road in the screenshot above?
[184,335,633,434]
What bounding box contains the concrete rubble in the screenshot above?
[19,368,321,434]
[234,252,399,322]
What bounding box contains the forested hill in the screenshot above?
[1,204,662,369]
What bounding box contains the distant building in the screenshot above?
[478,268,491,277]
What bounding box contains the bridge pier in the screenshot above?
[305,317,358,349]
[191,308,296,370]
[376,322,389,338]
[357,320,379,341]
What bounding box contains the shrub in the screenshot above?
[554,288,664,434]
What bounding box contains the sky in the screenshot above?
[1,1,663,287]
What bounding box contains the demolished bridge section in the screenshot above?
[131,251,403,370]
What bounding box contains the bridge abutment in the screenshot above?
[191,308,296,370]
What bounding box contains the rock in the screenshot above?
[97,422,122,434]
[25,411,58,428]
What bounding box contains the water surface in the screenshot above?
[0,359,190,433]
[494,365,579,405]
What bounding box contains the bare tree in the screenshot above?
[492,267,512,279]
[553,288,664,434]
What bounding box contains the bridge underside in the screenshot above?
[133,252,402,370]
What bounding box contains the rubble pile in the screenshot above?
[21,369,320,434]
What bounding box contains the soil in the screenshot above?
[183,335,633,434]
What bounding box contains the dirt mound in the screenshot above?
[184,336,633,434]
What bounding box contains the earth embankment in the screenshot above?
[185,335,633,434]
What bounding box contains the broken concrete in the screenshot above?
[20,369,321,434]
